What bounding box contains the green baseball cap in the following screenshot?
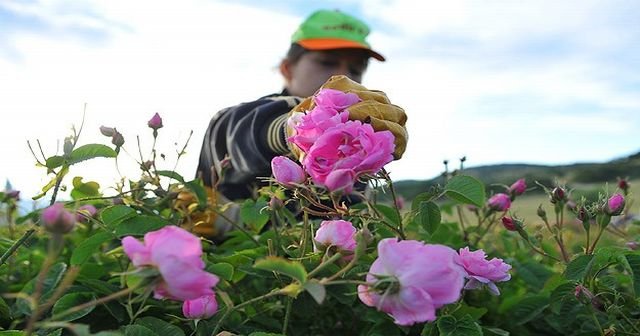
[291,9,385,61]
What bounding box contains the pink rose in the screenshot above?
[271,156,305,186]
[287,106,349,154]
[508,178,526,196]
[358,239,466,326]
[42,203,76,234]
[122,226,219,301]
[148,112,163,130]
[324,169,357,193]
[487,193,511,212]
[182,294,218,319]
[458,247,511,295]
[76,204,97,223]
[313,88,361,111]
[606,193,625,216]
[303,121,394,193]
[314,220,357,252]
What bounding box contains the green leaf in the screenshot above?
[68,144,117,165]
[51,292,96,321]
[625,253,640,295]
[564,255,594,281]
[135,316,185,336]
[513,260,553,290]
[155,170,185,183]
[451,304,487,320]
[45,155,65,169]
[511,295,549,325]
[444,175,486,207]
[100,205,136,228]
[412,191,438,211]
[124,325,158,336]
[240,198,270,233]
[16,262,67,315]
[0,331,25,336]
[33,166,68,200]
[0,297,10,322]
[414,201,441,234]
[303,280,326,304]
[482,327,509,336]
[114,215,169,237]
[376,204,401,226]
[437,315,483,336]
[254,256,307,284]
[71,231,113,265]
[207,262,234,281]
[70,176,101,200]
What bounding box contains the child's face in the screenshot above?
[285,49,369,97]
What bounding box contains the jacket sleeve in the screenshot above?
[197,95,302,200]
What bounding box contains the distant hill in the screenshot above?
[390,151,640,201]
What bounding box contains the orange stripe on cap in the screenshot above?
[297,38,386,61]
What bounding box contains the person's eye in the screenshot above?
[318,60,339,67]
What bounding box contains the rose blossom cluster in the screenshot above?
[357,238,511,326]
[272,88,395,193]
[122,226,219,320]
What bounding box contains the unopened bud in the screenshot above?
[63,136,74,155]
[501,216,517,231]
[147,112,164,131]
[99,126,116,137]
[269,196,284,210]
[112,131,125,147]
[42,203,76,234]
[577,206,589,222]
[618,179,629,192]
[6,190,20,201]
[75,204,97,223]
[487,193,511,212]
[508,178,527,197]
[551,187,566,204]
[606,193,625,216]
[537,205,547,220]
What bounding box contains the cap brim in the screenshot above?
[297,38,386,62]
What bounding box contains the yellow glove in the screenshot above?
[288,75,408,160]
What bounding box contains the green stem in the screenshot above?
[0,228,36,267]
[382,169,405,240]
[307,253,343,278]
[47,285,137,322]
[282,297,292,335]
[213,207,260,246]
[588,305,605,336]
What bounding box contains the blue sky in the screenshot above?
[0,0,638,198]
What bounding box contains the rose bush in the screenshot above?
[0,109,639,336]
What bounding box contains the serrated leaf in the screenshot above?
[437,315,483,336]
[412,191,438,211]
[155,170,185,183]
[564,255,594,281]
[100,205,136,228]
[135,316,185,336]
[52,292,96,321]
[240,198,270,233]
[68,144,117,165]
[254,257,307,284]
[207,262,234,281]
[303,280,326,304]
[511,295,549,325]
[444,175,486,207]
[114,215,169,237]
[414,201,441,234]
[71,231,113,265]
[0,297,10,321]
[482,327,509,336]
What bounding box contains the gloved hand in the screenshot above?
[288,75,408,160]
[174,187,236,240]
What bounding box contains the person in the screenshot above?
[193,9,406,237]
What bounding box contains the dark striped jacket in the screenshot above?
[197,92,302,200]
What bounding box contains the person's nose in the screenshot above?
[331,61,354,78]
